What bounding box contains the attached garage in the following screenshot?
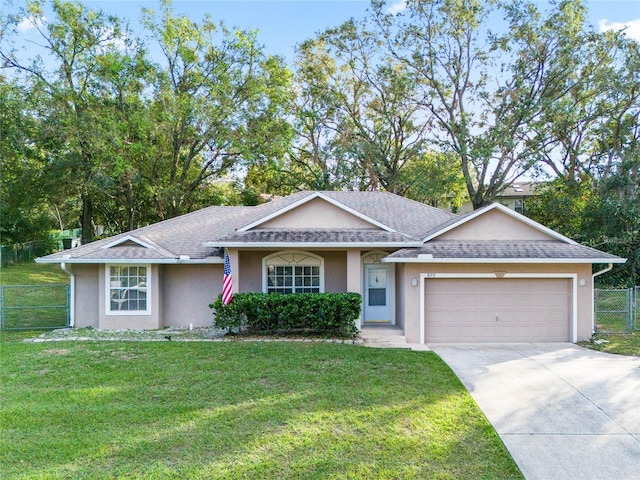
[423,276,574,343]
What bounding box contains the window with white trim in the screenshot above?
[264,252,323,294]
[514,199,524,214]
[107,265,150,314]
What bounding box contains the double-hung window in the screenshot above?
[107,265,150,314]
[264,252,323,294]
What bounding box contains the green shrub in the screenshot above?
[210,292,361,337]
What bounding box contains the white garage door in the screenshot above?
[424,278,571,343]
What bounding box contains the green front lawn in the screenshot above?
[1,264,70,331]
[0,263,70,285]
[0,341,522,479]
[580,332,640,356]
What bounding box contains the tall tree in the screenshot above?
[141,0,293,219]
[0,77,54,244]
[1,0,138,242]
[289,18,436,193]
[89,47,156,233]
[372,0,622,209]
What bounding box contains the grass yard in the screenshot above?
[0,340,523,479]
[1,264,70,331]
[581,332,640,356]
[0,263,70,285]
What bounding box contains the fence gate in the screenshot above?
[594,288,636,334]
[635,287,640,331]
[0,284,70,330]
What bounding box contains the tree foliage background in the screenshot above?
[1,0,638,285]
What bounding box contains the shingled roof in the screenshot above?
[37,191,456,263]
[36,190,624,265]
[385,240,625,263]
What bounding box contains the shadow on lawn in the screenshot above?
[2,342,522,479]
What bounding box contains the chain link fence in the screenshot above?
[0,285,70,330]
[594,287,638,334]
[0,241,55,267]
[635,286,640,332]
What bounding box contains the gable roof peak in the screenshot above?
[424,202,578,245]
[100,235,158,250]
[237,190,398,233]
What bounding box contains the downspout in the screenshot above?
[60,261,75,328]
[591,263,613,335]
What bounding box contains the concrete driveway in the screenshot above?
[429,343,640,480]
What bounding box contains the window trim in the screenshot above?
[514,199,524,214]
[105,264,151,316]
[262,251,324,294]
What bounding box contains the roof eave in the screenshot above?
[35,257,224,265]
[382,257,627,264]
[204,241,423,249]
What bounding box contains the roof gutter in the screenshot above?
[60,262,75,328]
[592,263,614,281]
[383,257,627,264]
[35,258,224,265]
[203,242,423,249]
[591,263,615,335]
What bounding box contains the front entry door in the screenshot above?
[364,264,391,323]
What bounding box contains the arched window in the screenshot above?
[362,251,388,265]
[263,251,324,294]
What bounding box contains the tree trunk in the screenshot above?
[81,193,93,244]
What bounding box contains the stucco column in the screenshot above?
[346,249,362,328]
[229,248,240,293]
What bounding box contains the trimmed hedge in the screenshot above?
[210,292,361,337]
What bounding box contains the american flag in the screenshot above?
[222,249,233,305]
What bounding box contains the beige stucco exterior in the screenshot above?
[67,263,222,330]
[161,264,222,328]
[439,209,554,241]
[97,264,161,330]
[396,262,593,343]
[56,198,616,343]
[70,264,100,328]
[67,256,595,341]
[236,249,350,293]
[257,197,377,229]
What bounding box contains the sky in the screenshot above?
[7,0,640,65]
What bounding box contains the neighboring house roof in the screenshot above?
[36,190,625,265]
[499,181,538,197]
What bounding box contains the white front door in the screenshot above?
[364,264,391,323]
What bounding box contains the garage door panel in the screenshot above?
[425,278,571,343]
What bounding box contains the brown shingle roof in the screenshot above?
[39,191,456,263]
[37,191,624,265]
[217,229,416,245]
[386,240,625,262]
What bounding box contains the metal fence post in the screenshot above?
[633,286,640,330]
[628,288,633,333]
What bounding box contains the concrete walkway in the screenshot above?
[429,343,640,480]
[359,324,431,350]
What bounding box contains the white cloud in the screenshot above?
[387,0,407,15]
[17,16,46,33]
[599,18,640,42]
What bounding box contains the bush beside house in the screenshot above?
[211,292,361,337]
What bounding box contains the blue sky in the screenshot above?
[9,0,640,64]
